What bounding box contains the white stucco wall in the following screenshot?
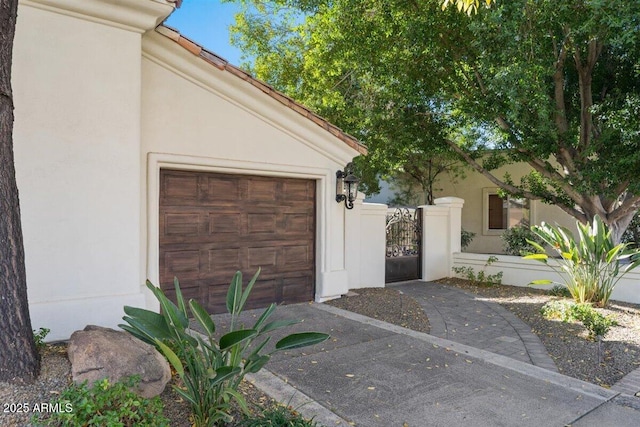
[12,1,362,340]
[453,253,640,305]
[12,0,173,341]
[140,32,359,304]
[435,163,577,254]
[344,195,387,290]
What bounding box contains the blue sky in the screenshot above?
[165,0,245,65]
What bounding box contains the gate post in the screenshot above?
[435,197,465,254]
[345,193,387,290]
[419,205,450,281]
[420,197,465,281]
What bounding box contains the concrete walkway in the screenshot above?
[207,281,640,426]
[391,281,558,371]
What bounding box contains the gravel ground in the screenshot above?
[3,281,639,426]
[0,345,277,427]
[326,287,431,334]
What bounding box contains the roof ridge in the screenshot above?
[154,25,367,155]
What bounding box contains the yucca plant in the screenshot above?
[120,269,329,427]
[524,215,640,307]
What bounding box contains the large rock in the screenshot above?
[68,325,171,398]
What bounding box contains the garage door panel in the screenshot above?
[244,279,278,307]
[205,284,229,314]
[247,247,277,269]
[247,213,278,233]
[160,170,315,314]
[283,180,314,200]
[163,213,202,237]
[284,213,313,233]
[161,173,199,202]
[165,284,202,307]
[207,248,242,275]
[247,179,278,201]
[162,250,201,281]
[208,213,241,234]
[281,245,312,268]
[282,276,314,303]
[202,176,242,202]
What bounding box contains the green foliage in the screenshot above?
[452,256,502,286]
[525,216,640,307]
[540,300,575,322]
[540,301,618,340]
[621,211,640,249]
[461,228,476,251]
[120,270,329,427]
[501,225,544,256]
[32,327,50,350]
[230,0,640,238]
[33,376,168,427]
[240,404,318,427]
[548,285,571,298]
[441,0,494,15]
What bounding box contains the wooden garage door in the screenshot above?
[159,169,315,314]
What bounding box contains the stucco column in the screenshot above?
[419,197,465,281]
[419,204,450,281]
[357,202,387,288]
[435,197,465,253]
[345,192,364,290]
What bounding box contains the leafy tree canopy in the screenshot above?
[230,0,640,241]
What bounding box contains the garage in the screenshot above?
[159,169,316,314]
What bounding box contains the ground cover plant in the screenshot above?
[540,300,618,340]
[120,269,329,427]
[239,403,319,427]
[452,255,503,286]
[33,376,169,427]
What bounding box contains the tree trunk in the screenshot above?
[0,0,40,384]
[608,211,636,246]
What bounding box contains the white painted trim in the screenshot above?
[20,0,174,33]
[141,31,360,166]
[145,152,332,302]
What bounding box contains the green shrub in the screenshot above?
[33,327,50,350]
[540,301,618,339]
[548,285,572,298]
[525,215,640,307]
[452,256,503,286]
[569,303,618,339]
[33,376,168,426]
[461,228,476,251]
[540,300,575,322]
[501,225,544,256]
[240,404,318,427]
[120,269,329,427]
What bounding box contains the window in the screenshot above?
[483,188,531,235]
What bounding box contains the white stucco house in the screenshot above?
[433,162,579,254]
[13,0,384,341]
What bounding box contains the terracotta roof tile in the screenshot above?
[199,50,226,71]
[175,36,201,56]
[154,25,367,155]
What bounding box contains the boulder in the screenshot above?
[68,325,171,398]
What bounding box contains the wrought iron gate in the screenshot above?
[385,207,422,283]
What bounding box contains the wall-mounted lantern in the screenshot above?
[336,162,360,210]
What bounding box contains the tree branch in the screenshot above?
[445,139,587,222]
